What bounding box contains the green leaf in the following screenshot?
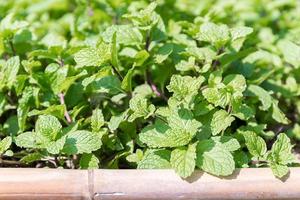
[46,135,66,154]
[74,44,110,68]
[35,115,62,141]
[63,130,102,154]
[111,32,119,70]
[247,85,272,111]
[108,110,129,132]
[0,56,20,90]
[167,75,205,102]
[139,121,194,148]
[170,144,196,178]
[154,43,173,64]
[128,95,155,122]
[270,164,289,178]
[230,26,253,41]
[121,66,135,92]
[80,153,100,169]
[0,136,12,154]
[277,40,300,68]
[196,22,230,48]
[138,149,171,169]
[28,105,65,119]
[90,75,123,95]
[91,108,105,133]
[211,110,235,136]
[20,152,44,164]
[223,74,247,94]
[102,25,143,45]
[271,100,290,125]
[212,136,240,152]
[15,132,37,148]
[17,87,34,132]
[196,140,235,176]
[241,131,267,158]
[270,133,295,165]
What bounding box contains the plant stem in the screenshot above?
[9,40,16,56]
[144,31,168,101]
[57,58,72,124]
[112,65,123,81]
[146,70,167,101]
[0,158,21,166]
[58,93,72,123]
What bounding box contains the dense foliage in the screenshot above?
[0,0,300,179]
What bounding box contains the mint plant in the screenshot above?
[0,0,299,179]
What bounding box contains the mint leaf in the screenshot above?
[247,85,272,111]
[63,131,102,154]
[138,149,171,169]
[197,22,230,48]
[139,121,194,148]
[74,44,110,68]
[0,136,12,154]
[241,131,267,158]
[270,133,295,165]
[196,140,235,176]
[270,164,289,178]
[211,110,235,136]
[170,144,196,178]
[80,153,100,169]
[35,115,62,141]
[128,95,155,122]
[91,108,105,133]
[0,56,20,90]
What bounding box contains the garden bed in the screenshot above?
[0,168,300,200]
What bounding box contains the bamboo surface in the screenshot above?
[0,168,299,200]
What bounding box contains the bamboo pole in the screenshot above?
[0,168,300,200]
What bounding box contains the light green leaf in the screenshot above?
[197,22,230,48]
[196,140,235,176]
[212,136,240,152]
[63,130,102,154]
[270,164,289,178]
[20,152,44,164]
[46,135,66,154]
[167,75,205,101]
[138,149,171,169]
[277,40,300,68]
[74,44,110,68]
[17,87,34,132]
[15,132,37,148]
[108,110,129,132]
[91,108,105,133]
[272,100,290,125]
[139,121,194,148]
[270,133,295,165]
[170,144,196,178]
[211,110,235,136]
[102,25,143,45]
[230,26,253,41]
[0,56,20,90]
[35,115,62,141]
[242,131,267,158]
[223,74,247,94]
[0,136,12,154]
[121,66,135,92]
[202,87,231,108]
[247,85,272,111]
[128,95,155,122]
